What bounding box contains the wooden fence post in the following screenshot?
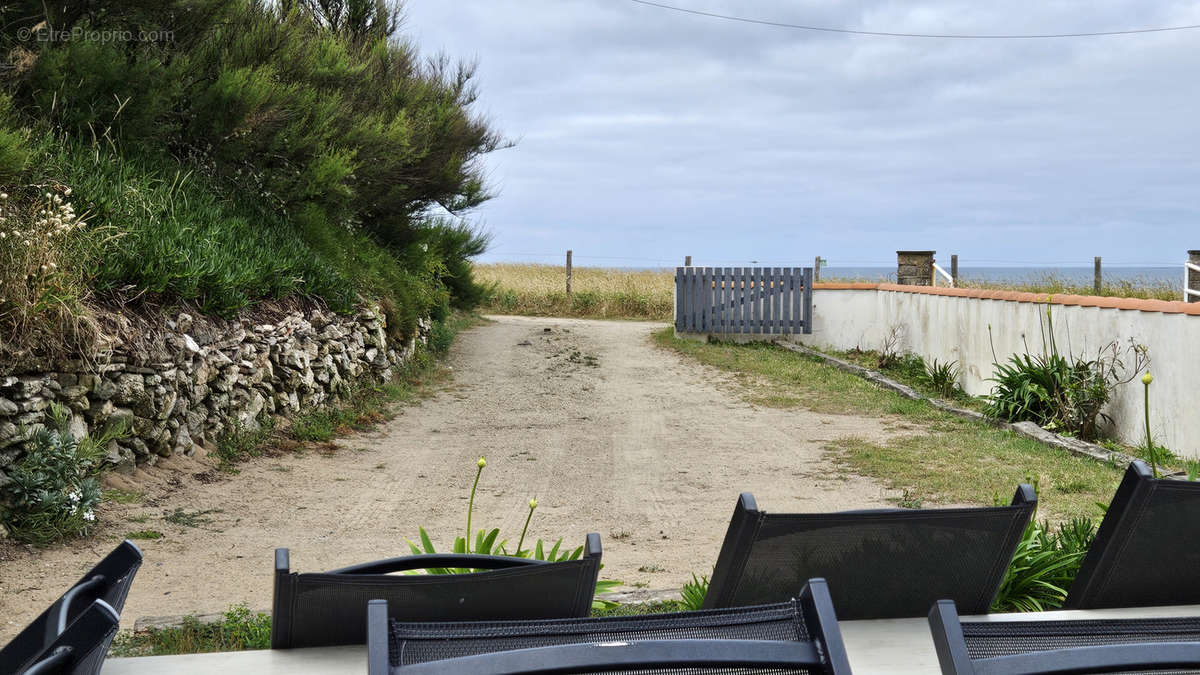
[684,255,692,266]
[1188,250,1200,303]
[1094,257,1102,295]
[813,256,821,283]
[566,250,572,296]
[950,254,958,288]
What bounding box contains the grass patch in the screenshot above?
[653,329,1123,521]
[102,489,145,504]
[832,348,984,411]
[110,605,270,657]
[214,419,276,472]
[288,382,414,442]
[653,329,933,419]
[163,508,220,529]
[125,529,163,540]
[475,264,672,320]
[590,600,689,617]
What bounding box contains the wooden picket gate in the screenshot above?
[674,267,813,335]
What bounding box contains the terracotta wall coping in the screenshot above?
[812,282,1200,316]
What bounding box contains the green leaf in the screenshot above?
[405,538,423,556]
[419,527,437,554]
[481,528,500,554]
[453,536,466,554]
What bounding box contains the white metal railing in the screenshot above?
[1187,261,1200,299]
[932,262,954,287]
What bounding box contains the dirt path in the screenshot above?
[0,316,904,639]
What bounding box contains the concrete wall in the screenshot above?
[793,285,1200,458]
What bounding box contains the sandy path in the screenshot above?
[0,316,903,639]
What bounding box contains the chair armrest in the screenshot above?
[328,553,547,575]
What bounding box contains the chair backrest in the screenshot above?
[271,533,604,649]
[0,540,142,674]
[928,598,1200,675]
[1066,459,1200,609]
[16,601,122,675]
[704,488,1036,619]
[367,577,851,674]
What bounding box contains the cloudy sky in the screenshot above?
[404,1,1200,269]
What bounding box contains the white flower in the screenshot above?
[0,193,7,199]
[0,232,6,239]
[67,490,81,503]
[83,510,95,522]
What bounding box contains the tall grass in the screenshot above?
[475,264,673,320]
[960,274,1181,302]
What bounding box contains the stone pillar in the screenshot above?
[897,251,935,286]
[1189,250,1200,303]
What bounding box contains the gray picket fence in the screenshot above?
[675,267,813,335]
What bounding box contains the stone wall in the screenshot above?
[0,305,428,486]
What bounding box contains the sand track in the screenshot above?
[0,316,901,638]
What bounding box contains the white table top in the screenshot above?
[103,604,1200,674]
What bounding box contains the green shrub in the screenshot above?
[984,311,1147,441]
[1,404,123,545]
[680,573,710,611]
[985,352,1069,425]
[923,358,960,398]
[0,0,497,347]
[992,516,1096,612]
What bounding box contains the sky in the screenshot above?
[403,1,1200,269]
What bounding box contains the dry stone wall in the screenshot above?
[0,305,428,486]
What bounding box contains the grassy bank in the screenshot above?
[653,329,1123,520]
[0,1,497,365]
[476,264,672,320]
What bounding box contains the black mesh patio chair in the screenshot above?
[703,487,1036,619]
[1065,459,1200,610]
[271,533,603,648]
[366,577,851,674]
[0,540,141,675]
[929,598,1200,674]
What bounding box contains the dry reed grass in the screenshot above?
[474,264,674,320]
